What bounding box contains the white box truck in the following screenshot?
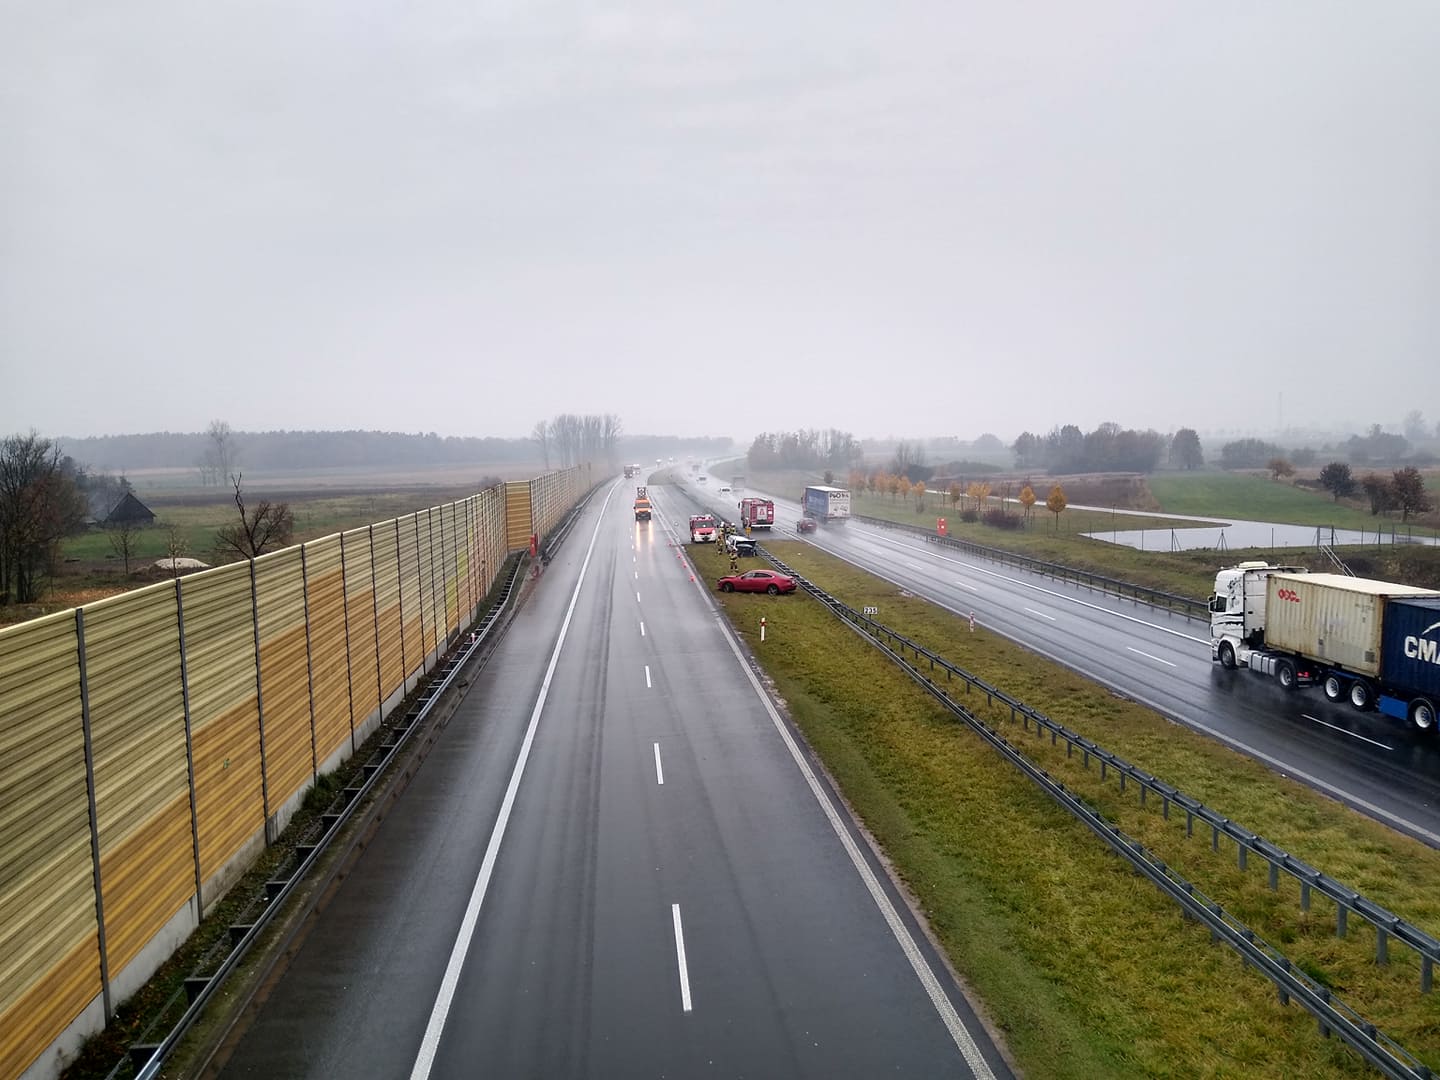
[802,485,851,525]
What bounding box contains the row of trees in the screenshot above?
[1012,424,1171,474]
[846,469,1071,530]
[1010,421,1432,477]
[530,413,623,469]
[1315,463,1432,521]
[748,429,865,472]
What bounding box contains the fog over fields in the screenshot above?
[3,3,1437,442]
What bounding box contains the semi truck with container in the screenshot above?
[737,497,775,530]
[1209,561,1440,732]
[802,485,851,525]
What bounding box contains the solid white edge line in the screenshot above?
[672,903,693,1012]
[1126,646,1177,668]
[1302,714,1393,750]
[645,664,652,689]
[678,559,996,1077]
[654,742,665,784]
[409,486,615,1080]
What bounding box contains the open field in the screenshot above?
[1150,472,1440,533]
[120,460,543,494]
[702,539,1440,1078]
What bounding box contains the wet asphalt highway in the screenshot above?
[215,481,1010,1079]
[689,480,1440,848]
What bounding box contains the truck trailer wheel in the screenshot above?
[1276,659,1298,691]
[1218,642,1236,670]
[1348,679,1375,712]
[1322,674,1345,703]
[1411,698,1438,734]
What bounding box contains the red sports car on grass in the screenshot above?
[717,569,797,595]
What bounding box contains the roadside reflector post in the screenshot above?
[969,612,976,633]
[761,617,767,642]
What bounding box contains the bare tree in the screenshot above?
[215,473,294,558]
[1267,457,1295,481]
[531,420,551,469]
[601,413,623,465]
[106,517,142,575]
[201,420,238,486]
[162,524,190,578]
[0,432,87,603]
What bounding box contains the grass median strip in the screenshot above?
[701,540,1440,1079]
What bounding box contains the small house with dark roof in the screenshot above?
[104,492,155,527]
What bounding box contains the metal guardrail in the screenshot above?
[127,552,532,1080]
[848,512,1209,620]
[758,547,1436,1080]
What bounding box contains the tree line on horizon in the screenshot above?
[47,425,732,478]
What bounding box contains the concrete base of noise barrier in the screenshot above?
[111,896,200,1010]
[353,701,384,749]
[200,827,267,919]
[19,991,105,1080]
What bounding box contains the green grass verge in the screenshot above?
[1149,473,1438,532]
[701,540,1440,1078]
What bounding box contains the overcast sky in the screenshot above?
[3,2,1437,446]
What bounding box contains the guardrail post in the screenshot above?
[1268,862,1279,891]
[1301,880,1311,912]
[1337,905,1348,939]
[1277,958,1291,1005]
[1376,925,1389,965]
[1238,845,1247,872]
[1423,956,1433,994]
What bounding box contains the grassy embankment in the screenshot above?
[1148,473,1439,534]
[740,468,1440,596]
[698,538,1440,1079]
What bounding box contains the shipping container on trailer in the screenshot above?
[1380,597,1440,701]
[1260,573,1437,678]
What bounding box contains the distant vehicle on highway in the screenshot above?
[717,569,796,595]
[796,518,817,534]
[718,485,731,494]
